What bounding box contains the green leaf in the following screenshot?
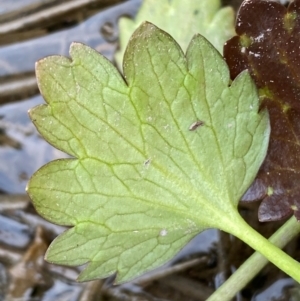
[115,0,235,68]
[27,22,269,283]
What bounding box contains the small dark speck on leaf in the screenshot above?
[189,120,204,131]
[144,159,151,166]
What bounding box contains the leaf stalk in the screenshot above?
[207,215,300,301]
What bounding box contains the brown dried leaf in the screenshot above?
[224,0,300,221]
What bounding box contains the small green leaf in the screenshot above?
[27,22,269,282]
[115,0,235,68]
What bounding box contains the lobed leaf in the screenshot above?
[27,22,269,282]
[224,0,300,221]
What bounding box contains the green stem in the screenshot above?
[207,216,300,301]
